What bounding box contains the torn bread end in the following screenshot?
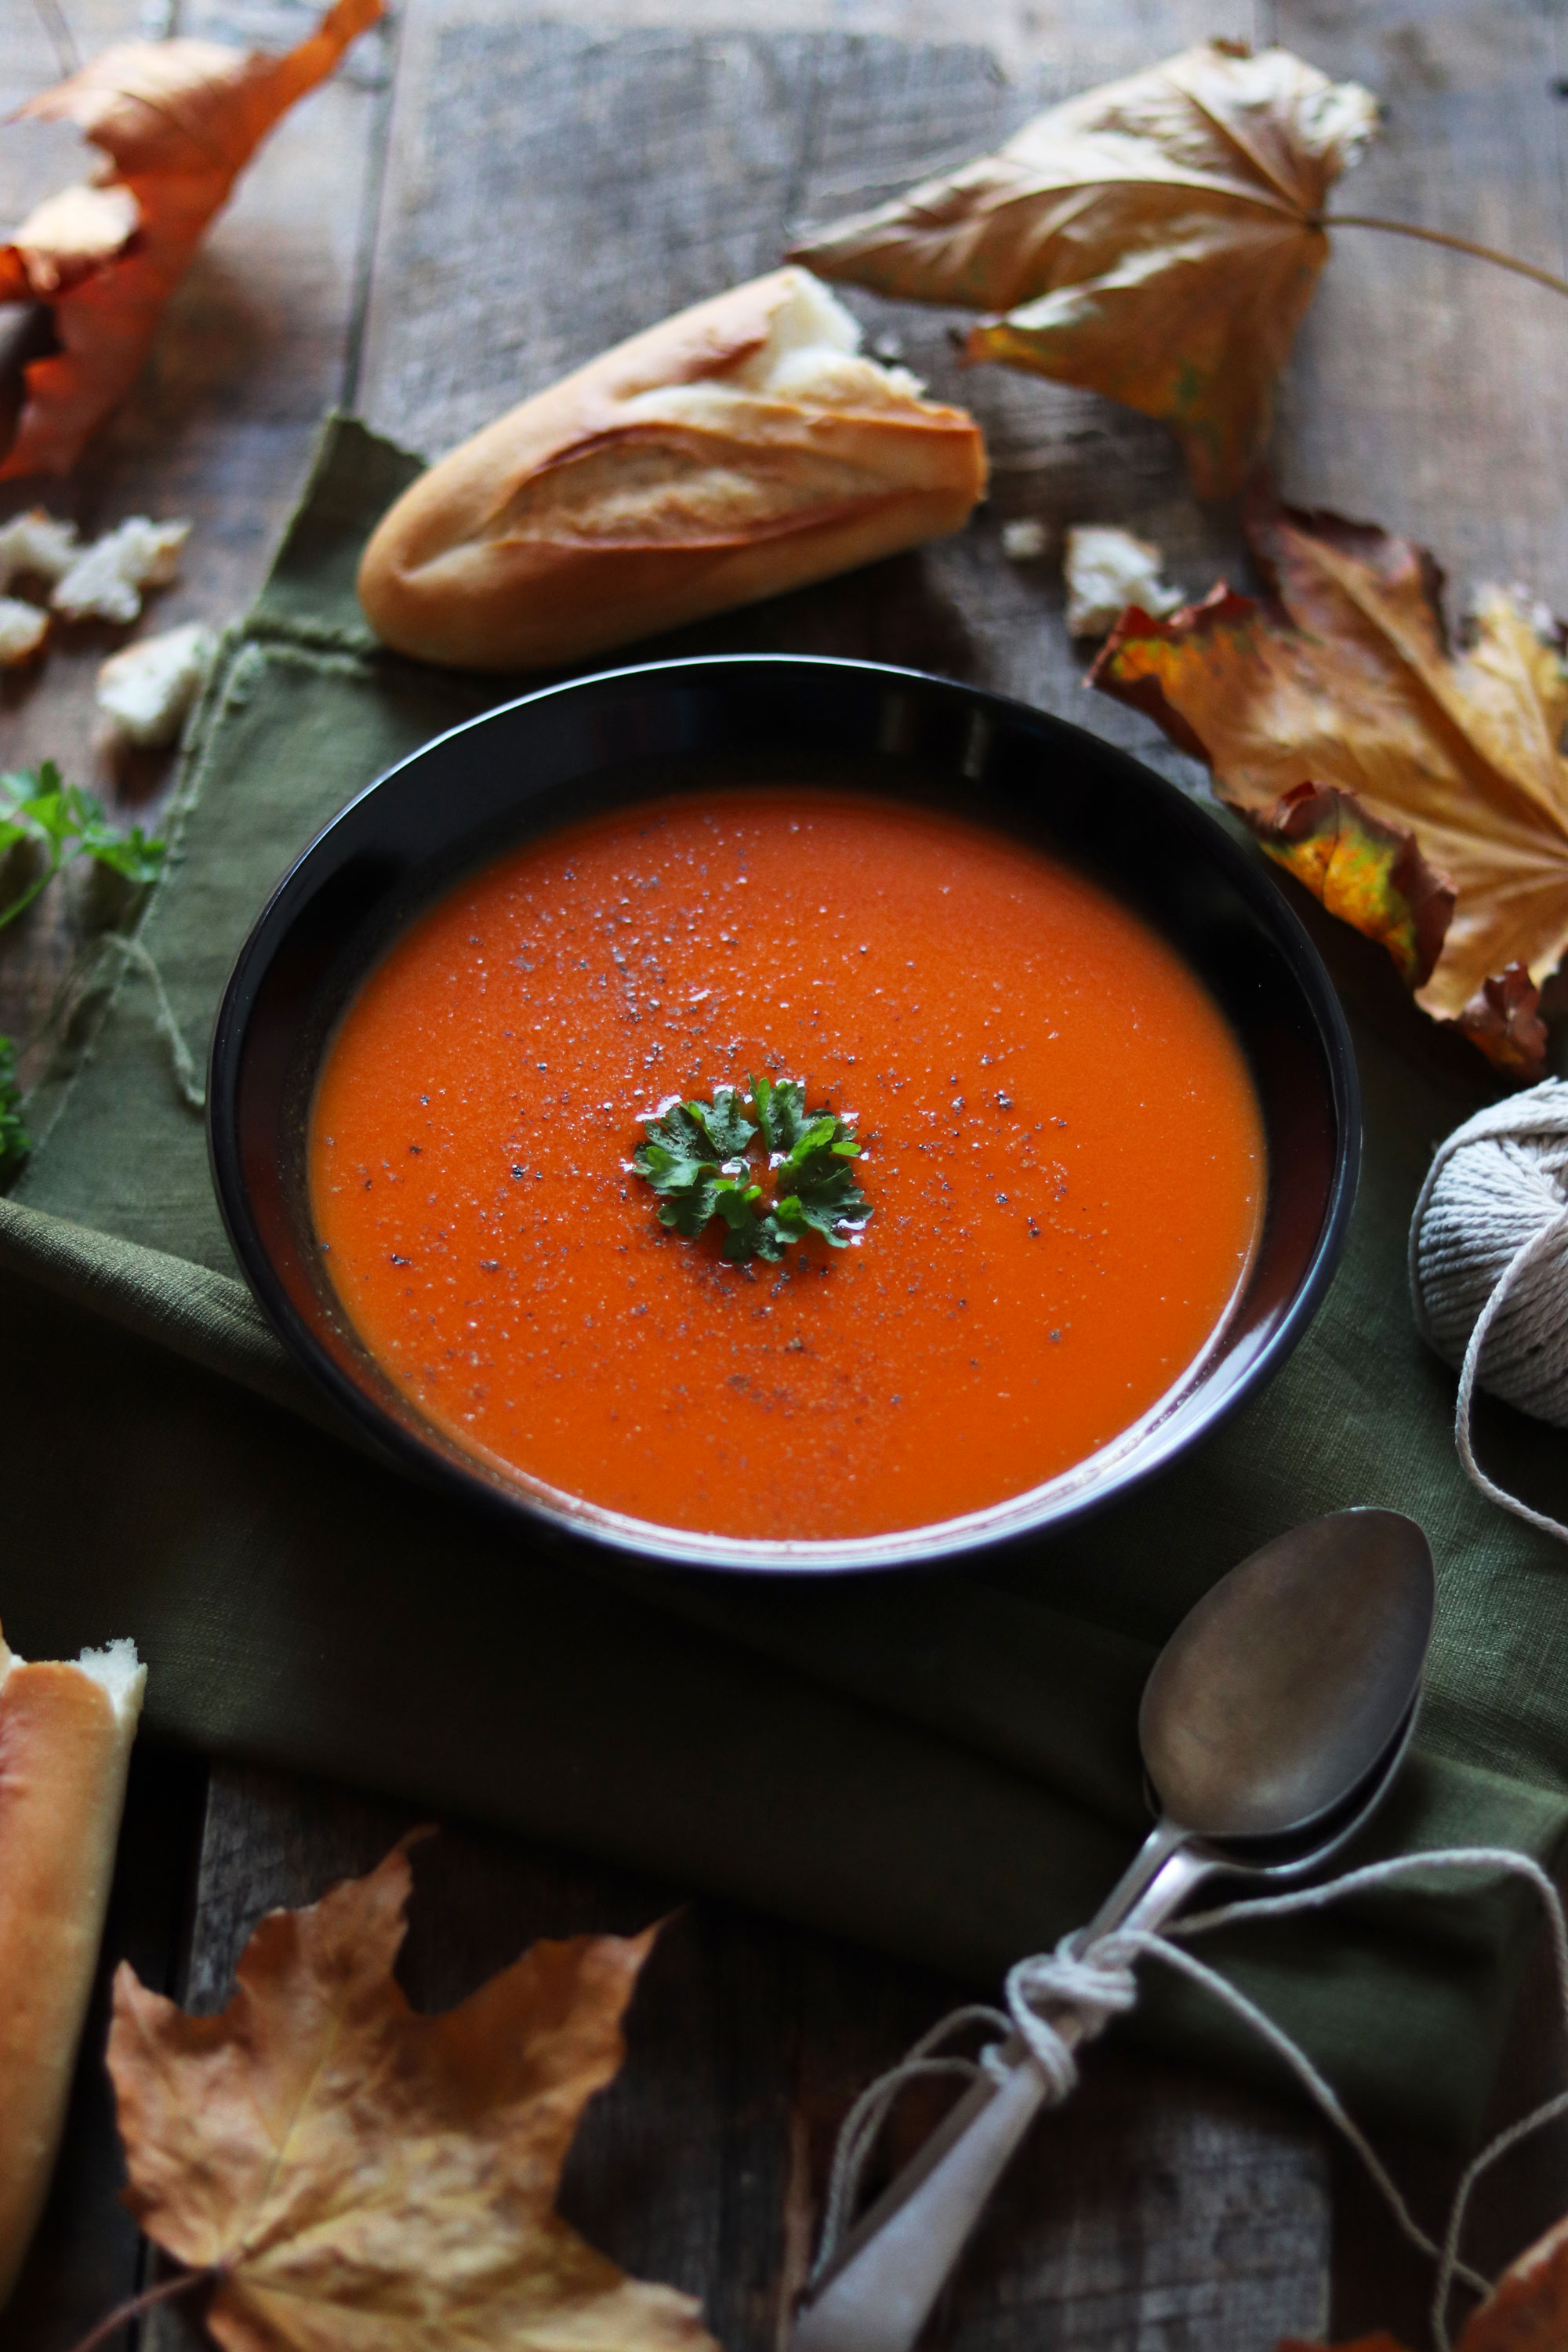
[72,1639,147,1727]
[0,1629,146,2306]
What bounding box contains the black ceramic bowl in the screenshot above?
[209,654,1359,1574]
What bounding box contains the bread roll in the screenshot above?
[0,1630,145,2307]
[358,268,987,671]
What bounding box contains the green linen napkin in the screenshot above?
[5,416,1566,2142]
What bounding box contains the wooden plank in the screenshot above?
[141,1763,1329,2352]
[0,0,393,1065]
[1268,0,1568,608]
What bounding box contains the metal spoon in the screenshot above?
[790,1508,1436,2352]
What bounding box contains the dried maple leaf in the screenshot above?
[790,39,1378,498]
[1091,498,1568,1080]
[0,0,381,480]
[107,1840,719,2352]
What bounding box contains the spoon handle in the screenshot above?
[789,1835,1210,2352]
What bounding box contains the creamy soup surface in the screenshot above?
[309,789,1265,1540]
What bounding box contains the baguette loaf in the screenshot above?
[357,268,987,671]
[0,1630,145,2307]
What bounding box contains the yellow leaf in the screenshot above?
[791,40,1377,497]
[1255,779,1454,990]
[107,1841,720,2352]
[0,0,382,481]
[1091,500,1568,1080]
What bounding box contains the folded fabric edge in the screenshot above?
[0,1194,350,1442]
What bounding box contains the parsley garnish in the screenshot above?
[0,764,168,1180]
[0,761,165,931]
[633,1073,871,1263]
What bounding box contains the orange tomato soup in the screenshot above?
[309,789,1263,1540]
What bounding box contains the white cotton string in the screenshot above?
[816,1847,1568,2350]
[100,935,207,1109]
[998,1932,1142,2096]
[813,2005,1011,2275]
[1164,1847,1568,2350]
[27,931,207,1113]
[1410,1082,1568,1544]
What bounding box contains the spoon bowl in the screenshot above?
[1141,1508,1436,1846]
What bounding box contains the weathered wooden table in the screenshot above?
[4,1,1568,2345]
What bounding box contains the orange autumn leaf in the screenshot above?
[107,1840,719,2352]
[1091,499,1568,1080]
[0,0,382,481]
[1280,2207,1568,2351]
[790,40,1377,497]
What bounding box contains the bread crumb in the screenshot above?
[0,509,80,591]
[96,621,213,747]
[1065,524,1182,637]
[1002,517,1048,562]
[0,597,49,666]
[53,518,191,624]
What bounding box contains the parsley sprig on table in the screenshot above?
[0,763,168,1173]
[633,1073,872,1264]
[0,761,165,931]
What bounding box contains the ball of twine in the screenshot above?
[1409,1079,1568,1544]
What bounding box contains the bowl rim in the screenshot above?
[209,650,1361,1576]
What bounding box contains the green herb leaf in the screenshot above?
[0,762,166,932]
[634,1078,871,1264]
[0,1035,29,1172]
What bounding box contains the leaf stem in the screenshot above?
[60,2263,222,2352]
[1321,212,1568,299]
[0,846,65,934]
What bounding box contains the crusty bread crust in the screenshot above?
[0,1634,144,2307]
[358,270,988,671]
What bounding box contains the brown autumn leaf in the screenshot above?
[1091,497,1568,1080]
[0,0,381,481]
[1279,2205,1568,2350]
[107,1840,720,2352]
[790,39,1378,498]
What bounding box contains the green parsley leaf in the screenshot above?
[633,1077,870,1264]
[0,1034,29,1172]
[0,762,166,933]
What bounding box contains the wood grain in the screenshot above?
[140,1764,1329,2352]
[1269,0,1568,610]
